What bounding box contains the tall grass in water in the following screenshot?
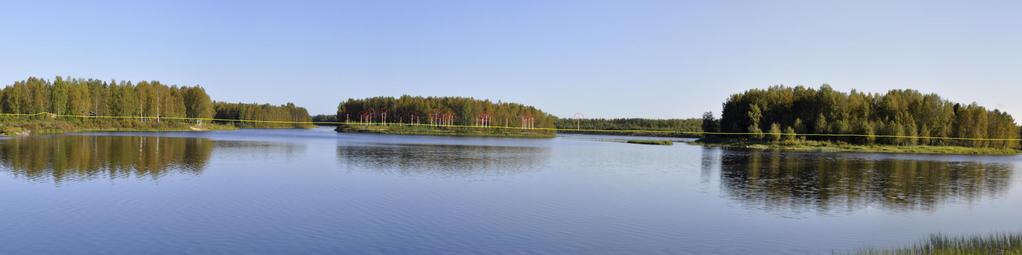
[852,233,1022,255]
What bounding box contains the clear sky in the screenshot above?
[1,0,1019,118]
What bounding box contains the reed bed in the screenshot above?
[851,233,1022,255]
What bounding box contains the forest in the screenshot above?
[711,85,1020,149]
[213,102,313,128]
[555,118,702,137]
[311,114,339,124]
[0,76,312,133]
[337,95,556,129]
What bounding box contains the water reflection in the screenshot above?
[715,150,1013,213]
[337,143,549,176]
[0,135,213,183]
[213,140,306,161]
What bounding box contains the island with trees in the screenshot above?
[335,95,556,138]
[0,76,313,135]
[700,85,1021,154]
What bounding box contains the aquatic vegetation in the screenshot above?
[851,233,1022,254]
[626,139,673,145]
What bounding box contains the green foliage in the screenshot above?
[814,113,828,134]
[338,95,556,129]
[783,126,797,142]
[556,118,702,133]
[769,123,782,143]
[213,102,312,128]
[338,123,555,138]
[1,76,312,131]
[719,85,1021,149]
[701,112,720,132]
[182,87,214,120]
[863,121,877,144]
[1,77,210,121]
[311,114,339,123]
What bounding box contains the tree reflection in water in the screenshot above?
[337,143,549,177]
[715,149,1013,213]
[0,135,213,183]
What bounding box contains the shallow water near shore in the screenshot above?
[1,127,1020,254]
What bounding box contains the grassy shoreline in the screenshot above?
[0,120,241,136]
[336,124,556,138]
[695,140,1020,155]
[626,139,674,145]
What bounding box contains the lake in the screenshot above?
[1,127,1020,254]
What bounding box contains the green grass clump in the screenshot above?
[626,139,673,145]
[851,233,1022,255]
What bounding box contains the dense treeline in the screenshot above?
[337,95,556,129]
[1,77,213,121]
[556,118,702,137]
[0,77,313,131]
[556,118,701,132]
[713,85,1020,149]
[311,114,339,124]
[213,102,312,128]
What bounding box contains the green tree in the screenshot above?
[783,126,797,143]
[182,87,214,121]
[747,104,763,139]
[919,124,931,145]
[701,111,719,133]
[769,123,782,143]
[814,113,828,134]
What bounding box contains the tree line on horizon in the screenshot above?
[213,102,312,128]
[555,118,701,132]
[706,85,1020,148]
[337,95,556,129]
[0,76,311,128]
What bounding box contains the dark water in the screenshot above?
[1,128,1020,254]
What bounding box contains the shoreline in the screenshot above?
[0,120,318,136]
[557,129,699,138]
[2,125,240,136]
[694,141,1020,155]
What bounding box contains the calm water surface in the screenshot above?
[1,127,1021,254]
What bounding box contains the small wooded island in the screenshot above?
[0,77,313,135]
[335,96,557,138]
[699,85,1021,154]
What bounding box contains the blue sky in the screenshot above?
[1,0,1019,118]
